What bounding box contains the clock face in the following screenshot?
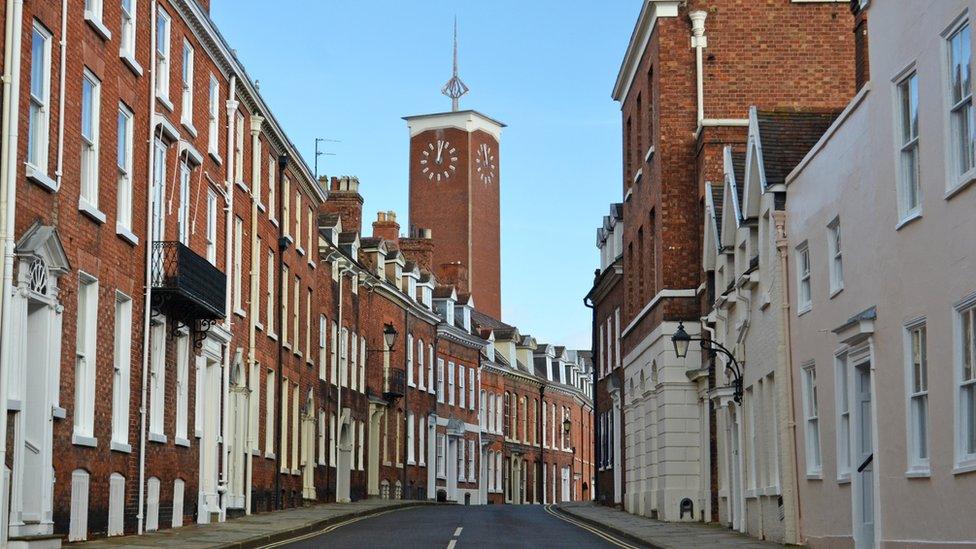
[475,142,496,185]
[420,139,457,182]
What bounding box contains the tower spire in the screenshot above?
[441,16,469,112]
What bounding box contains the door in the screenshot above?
[198,355,220,523]
[151,138,166,242]
[561,466,570,502]
[447,438,458,501]
[854,363,875,548]
[337,419,352,502]
[729,406,744,532]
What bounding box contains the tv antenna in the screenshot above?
[314,137,340,178]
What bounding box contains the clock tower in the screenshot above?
[404,22,505,318]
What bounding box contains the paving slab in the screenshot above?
[557,502,782,548]
[74,499,432,548]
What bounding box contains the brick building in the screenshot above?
[589,0,854,527]
[0,1,593,544]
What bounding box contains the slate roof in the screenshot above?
[756,110,839,187]
[731,151,747,210]
[470,309,514,332]
[710,183,725,243]
[432,285,456,299]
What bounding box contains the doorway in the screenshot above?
[337,416,352,503]
[853,361,875,548]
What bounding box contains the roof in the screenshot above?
[710,183,725,243]
[731,151,746,208]
[432,285,456,299]
[756,110,840,187]
[470,309,514,332]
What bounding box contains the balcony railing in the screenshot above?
[151,241,226,321]
[383,368,405,401]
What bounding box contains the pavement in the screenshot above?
[73,499,431,548]
[556,502,780,548]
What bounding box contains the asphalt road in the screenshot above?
[268,504,645,549]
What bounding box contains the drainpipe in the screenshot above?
[245,115,264,515]
[136,0,160,534]
[773,210,801,544]
[538,384,545,504]
[334,261,345,501]
[582,295,596,503]
[274,153,289,509]
[54,0,67,187]
[402,308,410,499]
[689,10,708,127]
[0,0,24,542]
[219,76,238,522]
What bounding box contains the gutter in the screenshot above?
[219,75,238,522]
[137,1,160,534]
[0,0,24,541]
[274,153,289,509]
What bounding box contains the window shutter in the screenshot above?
[69,470,90,542]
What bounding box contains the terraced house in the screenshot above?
[0,1,594,545]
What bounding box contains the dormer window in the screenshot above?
[422,286,432,308]
[407,276,417,299]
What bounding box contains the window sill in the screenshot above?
[52,406,66,419]
[296,246,306,257]
[270,217,279,228]
[258,202,267,213]
[645,145,655,163]
[265,451,276,460]
[308,260,317,270]
[905,466,930,478]
[175,437,191,447]
[268,332,278,342]
[796,304,812,317]
[110,441,132,453]
[195,429,203,438]
[116,224,139,246]
[72,433,98,447]
[895,210,922,231]
[234,308,247,318]
[256,321,264,332]
[806,471,823,480]
[952,460,976,476]
[79,198,107,225]
[148,432,168,444]
[763,485,782,496]
[294,350,303,359]
[157,95,174,113]
[182,121,198,139]
[120,50,143,76]
[209,150,223,166]
[26,164,58,192]
[836,473,851,484]
[946,170,976,200]
[236,180,250,193]
[829,286,843,299]
[84,13,112,41]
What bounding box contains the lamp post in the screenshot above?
[672,321,744,403]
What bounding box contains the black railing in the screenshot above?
[151,241,226,320]
[384,368,406,400]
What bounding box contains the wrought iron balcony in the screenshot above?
[151,241,226,323]
[383,368,406,401]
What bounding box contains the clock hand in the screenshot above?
[436,142,443,164]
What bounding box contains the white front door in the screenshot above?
[730,406,744,532]
[198,354,221,523]
[447,439,458,501]
[854,363,875,548]
[336,418,352,503]
[561,466,570,502]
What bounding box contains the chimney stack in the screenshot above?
[437,261,469,295]
[319,176,364,236]
[399,227,435,273]
[851,0,869,92]
[371,211,401,245]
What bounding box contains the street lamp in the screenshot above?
[672,321,744,403]
[383,323,398,351]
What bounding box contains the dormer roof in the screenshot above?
[433,285,457,300]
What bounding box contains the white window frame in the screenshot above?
[74,273,98,444]
[28,22,53,184]
[155,8,172,106]
[175,332,189,444]
[207,76,220,156]
[795,242,811,314]
[406,412,415,464]
[894,69,921,223]
[904,318,930,475]
[120,0,139,72]
[111,292,132,450]
[233,217,243,311]
[205,190,217,263]
[180,40,195,132]
[267,249,275,334]
[448,361,456,406]
[469,368,476,411]
[116,104,135,235]
[955,294,976,472]
[178,160,191,244]
[801,363,822,477]
[827,218,843,296]
[148,319,166,442]
[80,69,102,216]
[459,364,466,408]
[944,17,976,193]
[265,370,275,457]
[834,352,851,481]
[319,315,328,380]
[83,0,110,39]
[406,334,415,386]
[437,358,445,403]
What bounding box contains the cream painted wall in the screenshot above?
[786,1,976,546]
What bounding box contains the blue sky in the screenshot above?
[212,1,635,349]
